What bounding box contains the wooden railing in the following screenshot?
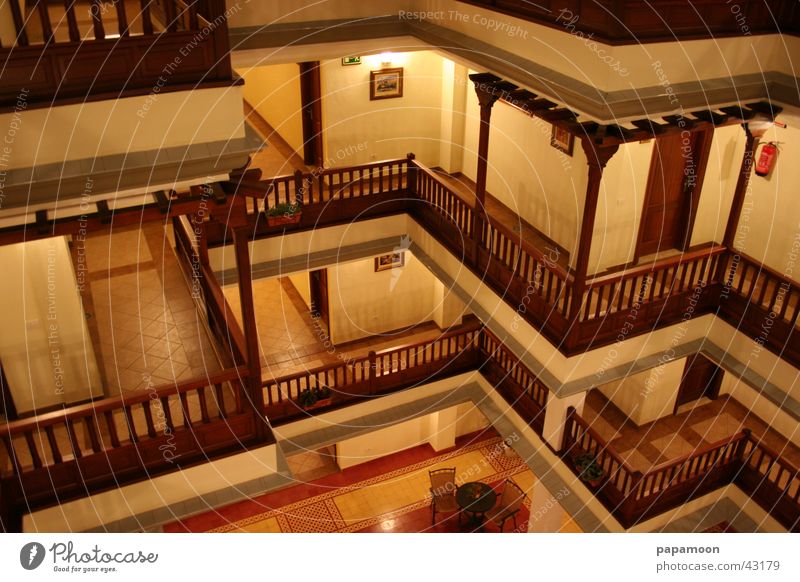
[562,408,800,530]
[262,320,484,424]
[719,250,800,365]
[0,366,257,517]
[479,329,548,434]
[0,0,233,107]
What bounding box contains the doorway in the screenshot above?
[309,268,330,334]
[674,354,723,413]
[299,61,324,168]
[636,129,713,260]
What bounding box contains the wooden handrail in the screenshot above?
[729,251,800,294]
[642,431,748,479]
[0,366,247,436]
[589,244,727,286]
[566,409,635,474]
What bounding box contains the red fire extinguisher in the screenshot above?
[755,142,779,177]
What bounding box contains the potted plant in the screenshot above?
[297,385,332,410]
[574,453,605,488]
[266,202,302,227]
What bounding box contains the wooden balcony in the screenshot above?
[0,0,234,108]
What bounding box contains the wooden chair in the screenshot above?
[429,468,459,525]
[489,479,527,532]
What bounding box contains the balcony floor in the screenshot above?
[583,389,800,472]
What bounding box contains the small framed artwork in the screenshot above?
[370,68,404,100]
[341,56,361,66]
[375,252,405,272]
[550,125,574,156]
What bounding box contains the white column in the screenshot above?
[426,407,458,452]
[438,61,468,174]
[527,481,568,532]
[432,278,465,330]
[542,391,587,450]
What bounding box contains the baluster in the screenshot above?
[198,386,211,423]
[8,0,28,46]
[84,417,102,453]
[104,411,121,448]
[123,405,138,442]
[44,425,63,464]
[90,0,106,40]
[35,0,53,43]
[142,400,158,438]
[140,0,154,35]
[164,0,178,32]
[187,0,199,29]
[23,432,43,469]
[179,392,191,426]
[115,0,130,36]
[63,0,80,41]
[66,419,82,459]
[1,435,20,474]
[159,396,174,429]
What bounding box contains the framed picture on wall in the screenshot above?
[370,68,404,100]
[374,252,405,272]
[550,125,574,156]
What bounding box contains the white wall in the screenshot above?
[461,70,587,260]
[237,63,305,157]
[335,400,488,469]
[589,140,653,274]
[0,237,102,413]
[598,358,685,426]
[327,251,439,344]
[320,50,444,166]
[287,272,311,309]
[731,113,800,282]
[0,87,246,168]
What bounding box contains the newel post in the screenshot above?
[621,470,645,526]
[293,169,305,206]
[568,139,619,324]
[368,351,377,394]
[406,153,418,196]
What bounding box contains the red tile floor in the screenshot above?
[163,428,558,533]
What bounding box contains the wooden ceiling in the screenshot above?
[469,72,783,147]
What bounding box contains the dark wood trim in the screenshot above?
[299,61,324,168]
[454,0,800,45]
[723,125,759,249]
[680,128,714,251]
[0,361,17,421]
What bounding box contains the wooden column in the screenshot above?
[569,139,619,320]
[232,227,270,442]
[722,125,759,249]
[468,74,516,261]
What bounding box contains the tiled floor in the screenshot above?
[163,429,582,533]
[80,223,222,395]
[583,389,800,472]
[224,275,452,381]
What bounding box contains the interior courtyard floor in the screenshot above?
[582,389,800,472]
[223,276,462,381]
[163,428,582,533]
[80,222,223,394]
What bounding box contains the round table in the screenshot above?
[456,482,497,530]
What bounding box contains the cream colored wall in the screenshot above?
[598,358,685,426]
[0,87,245,169]
[0,237,102,414]
[461,72,587,260]
[335,400,488,469]
[589,140,652,274]
[730,114,800,282]
[327,252,438,344]
[690,125,745,247]
[287,272,311,309]
[237,63,305,158]
[320,51,444,166]
[414,0,799,97]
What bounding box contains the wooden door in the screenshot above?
[309,268,329,332]
[674,354,723,412]
[637,129,712,259]
[299,61,323,168]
